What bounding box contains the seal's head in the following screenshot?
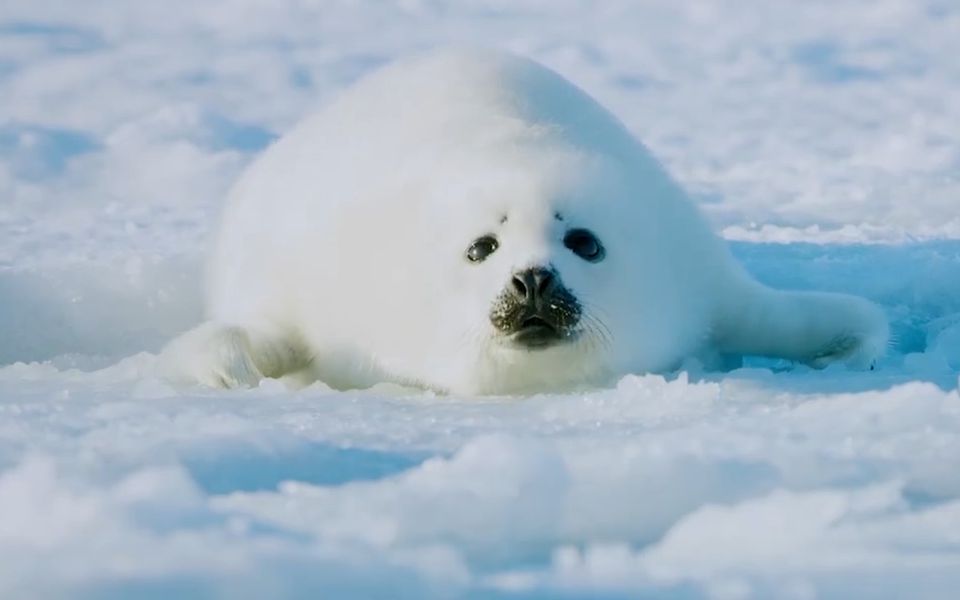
[470,221,609,351]
[404,148,636,395]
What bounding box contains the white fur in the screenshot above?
[159,49,889,394]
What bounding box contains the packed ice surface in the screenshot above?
[2,0,960,598]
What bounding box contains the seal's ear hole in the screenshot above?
[564,229,605,262]
[466,235,499,263]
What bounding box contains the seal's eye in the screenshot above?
[466,235,499,263]
[564,229,605,262]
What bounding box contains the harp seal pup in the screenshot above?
[158,49,888,395]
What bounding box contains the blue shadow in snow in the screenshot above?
[203,114,277,153]
[0,116,274,182]
[0,21,105,53]
[791,40,882,83]
[183,441,429,495]
[0,123,101,180]
[467,586,703,600]
[75,578,217,600]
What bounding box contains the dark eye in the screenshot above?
[564,228,605,262]
[466,235,499,263]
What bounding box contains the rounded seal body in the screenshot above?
[160,49,888,394]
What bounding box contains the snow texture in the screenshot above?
[1,1,960,598]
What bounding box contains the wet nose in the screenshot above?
[511,267,556,304]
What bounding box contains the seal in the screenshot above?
[158,49,889,394]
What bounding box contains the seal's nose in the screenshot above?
[511,267,556,304]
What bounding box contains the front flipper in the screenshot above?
[158,322,307,389]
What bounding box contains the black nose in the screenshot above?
[511,267,556,304]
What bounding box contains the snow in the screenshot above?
[2,0,960,597]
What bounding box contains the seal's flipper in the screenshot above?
[712,282,889,369]
[158,322,307,388]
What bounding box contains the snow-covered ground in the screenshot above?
[2,1,960,598]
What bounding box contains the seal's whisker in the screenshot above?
[577,301,614,351]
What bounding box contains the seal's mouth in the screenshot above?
[508,315,578,350]
[512,316,560,348]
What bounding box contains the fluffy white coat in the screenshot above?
[160,50,889,394]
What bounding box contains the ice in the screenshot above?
[3,0,960,597]
[2,348,959,596]
[518,485,960,598]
